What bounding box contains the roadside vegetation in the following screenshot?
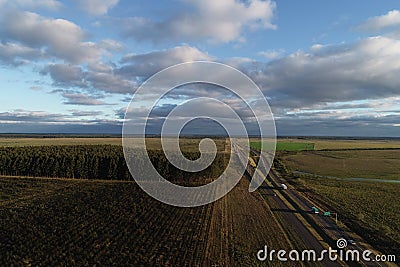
[275,147,400,259]
[290,176,400,258]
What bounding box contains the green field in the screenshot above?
[291,176,400,258]
[281,150,400,180]
[277,148,400,258]
[250,138,400,151]
[250,141,315,151]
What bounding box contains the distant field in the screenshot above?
[250,138,400,151]
[292,176,400,258]
[312,139,400,150]
[0,138,122,147]
[250,141,315,151]
[281,150,400,180]
[3,137,400,151]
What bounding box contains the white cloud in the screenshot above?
[118,45,213,78]
[61,93,110,105]
[0,42,44,65]
[86,72,135,94]
[0,10,102,63]
[99,39,124,52]
[74,0,119,16]
[357,10,400,32]
[16,0,61,9]
[258,49,285,60]
[42,63,135,94]
[249,36,400,108]
[123,0,276,43]
[0,0,62,10]
[44,64,87,88]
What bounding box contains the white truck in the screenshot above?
[281,183,287,190]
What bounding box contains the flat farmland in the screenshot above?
[312,139,400,150]
[0,175,292,266]
[250,141,315,151]
[251,138,400,151]
[277,148,400,260]
[290,176,400,259]
[281,150,400,180]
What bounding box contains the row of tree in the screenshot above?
[0,145,227,182]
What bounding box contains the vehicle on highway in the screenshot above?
[348,239,356,245]
[311,207,319,214]
[281,183,287,190]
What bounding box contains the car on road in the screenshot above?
[311,207,319,214]
[348,239,356,245]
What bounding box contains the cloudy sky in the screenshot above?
[0,0,400,136]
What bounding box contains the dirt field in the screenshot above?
[0,176,291,266]
[281,150,400,180]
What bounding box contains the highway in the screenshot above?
[232,142,340,266]
[232,141,387,267]
[267,169,385,267]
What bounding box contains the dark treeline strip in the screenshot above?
[0,145,227,182]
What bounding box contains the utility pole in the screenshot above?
[332,212,337,224]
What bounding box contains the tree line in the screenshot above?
[0,145,226,182]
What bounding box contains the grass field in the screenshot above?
[281,150,400,180]
[251,138,400,151]
[291,176,400,258]
[278,148,400,259]
[0,176,292,266]
[250,141,315,151]
[312,139,400,150]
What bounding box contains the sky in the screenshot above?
[0,0,400,136]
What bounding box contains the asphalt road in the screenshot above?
[268,169,385,267]
[233,142,389,267]
[233,143,340,266]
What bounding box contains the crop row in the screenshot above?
[0,179,215,266]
